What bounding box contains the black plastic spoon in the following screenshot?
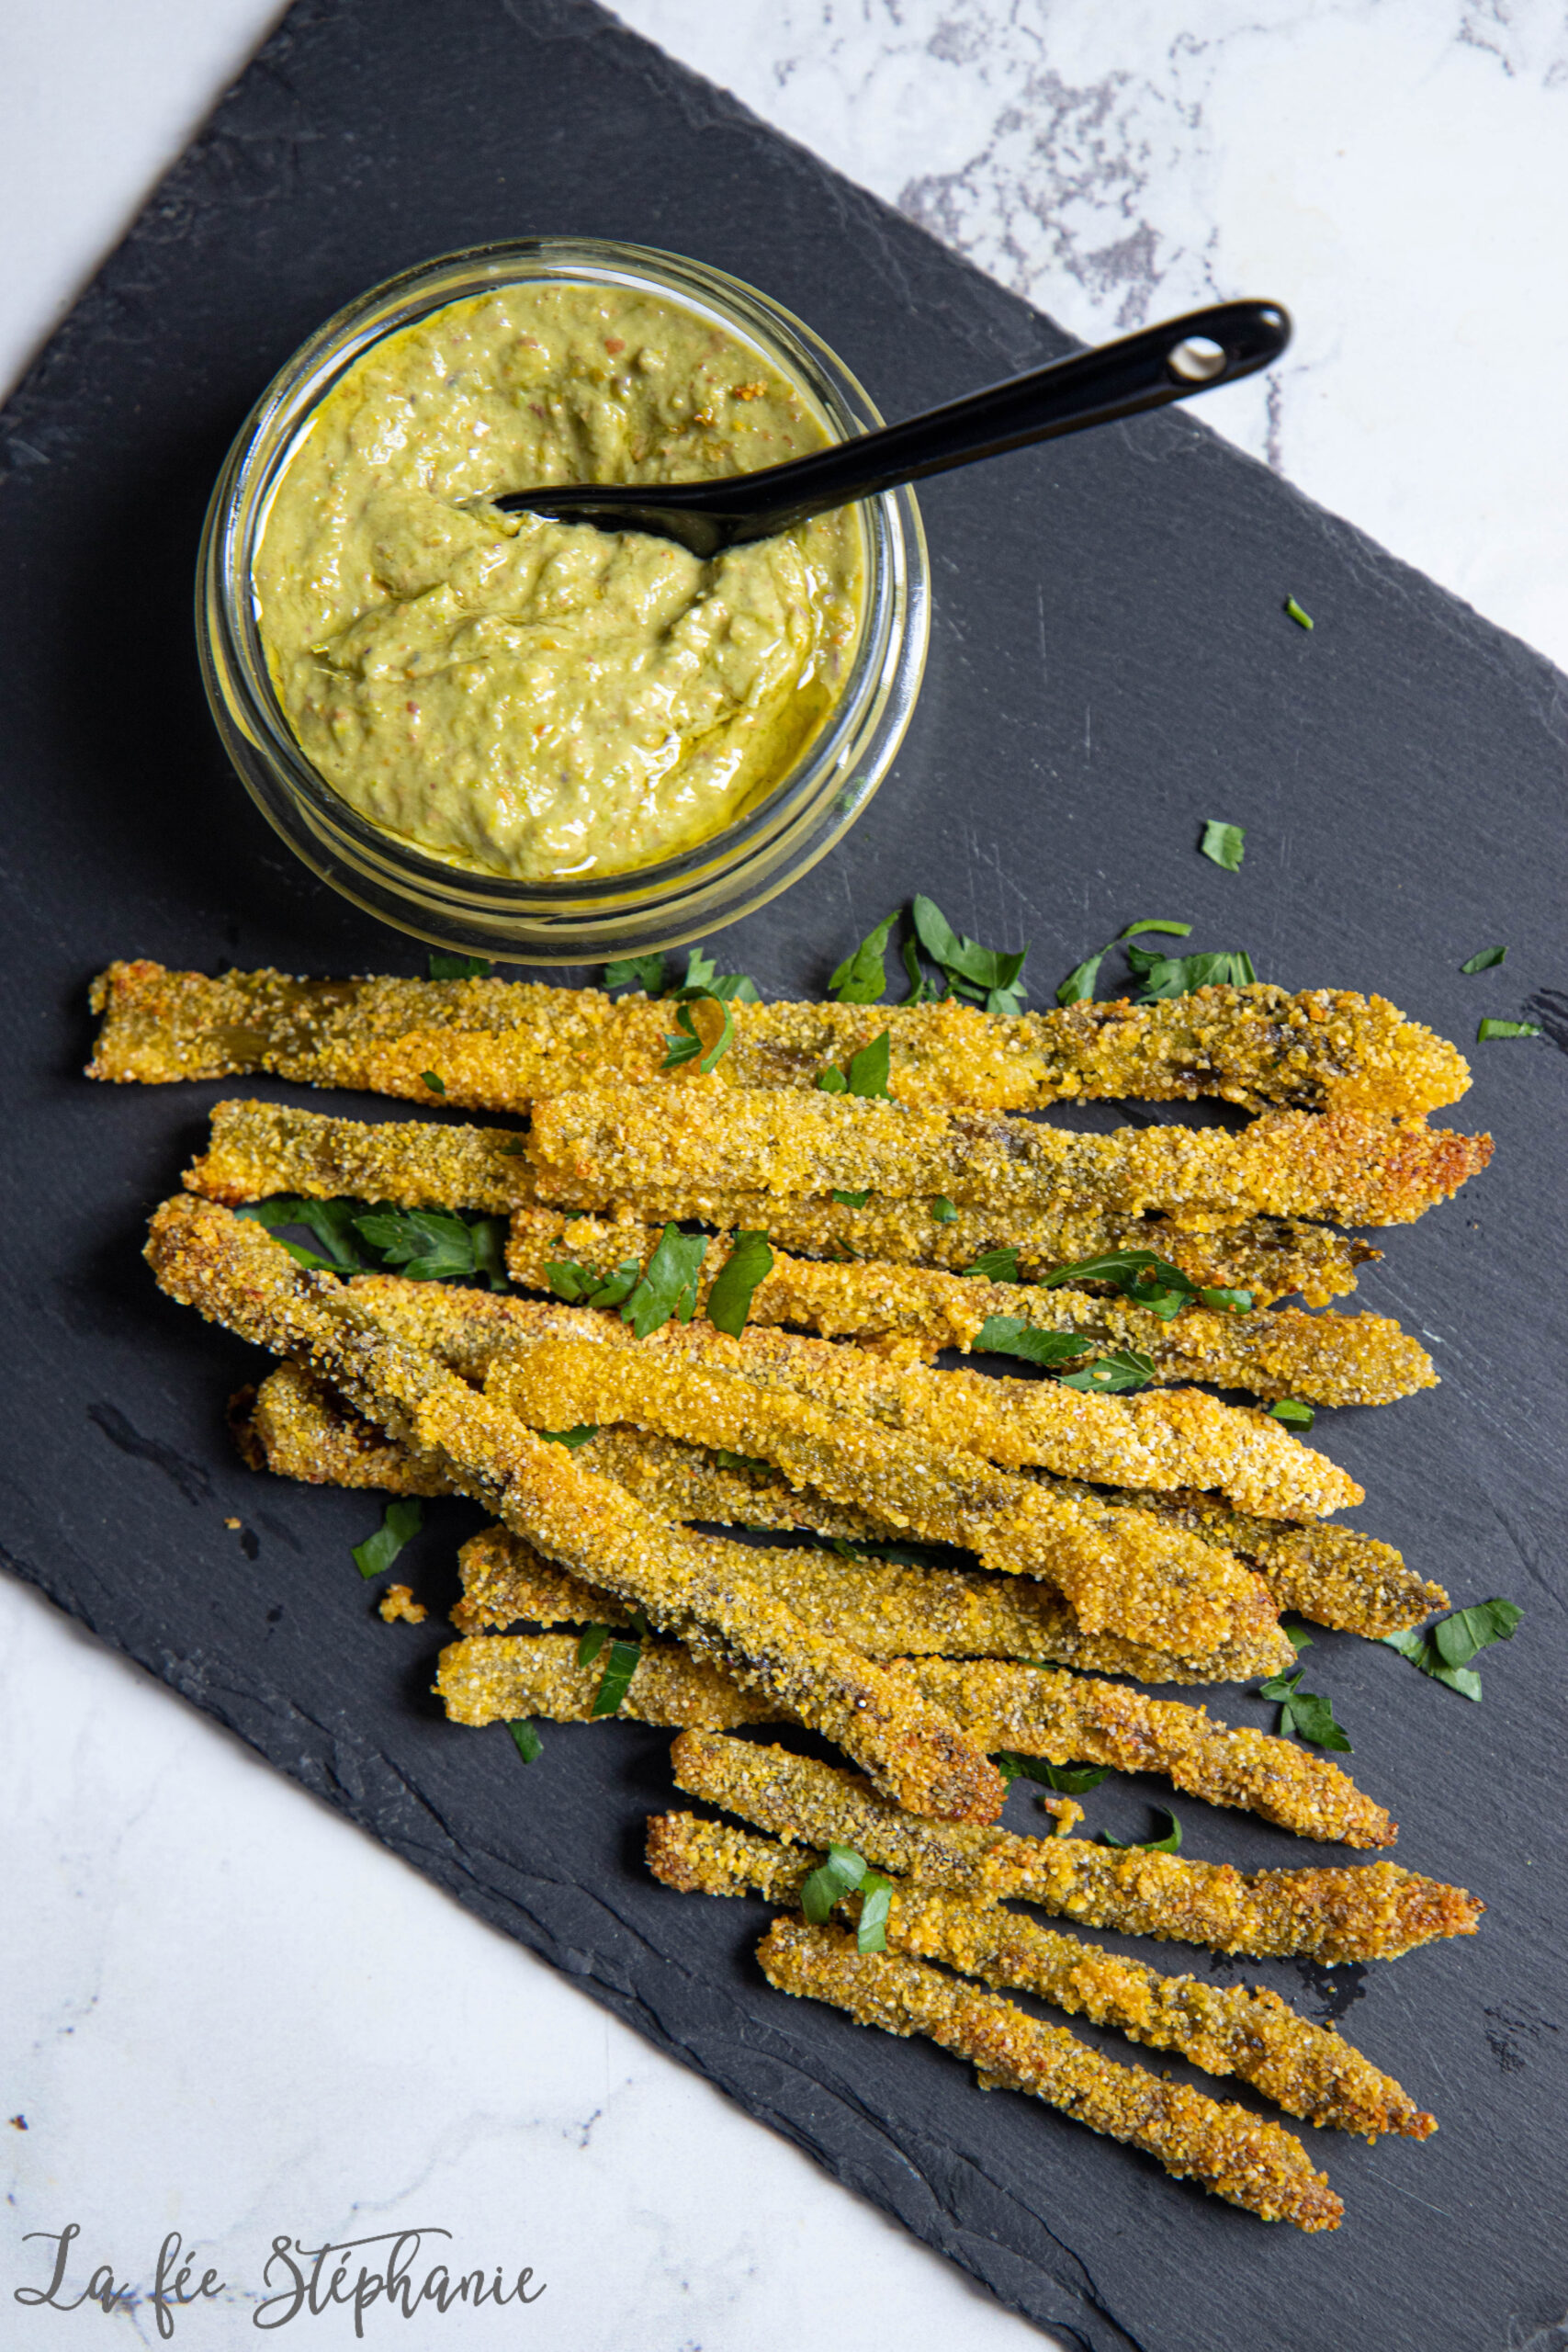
[491,299,1291,559]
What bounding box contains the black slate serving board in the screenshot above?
[3,4,1565,2344]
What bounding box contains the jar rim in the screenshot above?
[196,236,929,961]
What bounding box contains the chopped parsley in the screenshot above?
[705,1230,773,1336]
[829,910,899,1003]
[1382,1599,1522,1701]
[817,1029,891,1099]
[855,1871,894,1953]
[421,1070,446,1095]
[662,990,735,1073]
[236,1195,366,1272]
[901,934,939,1005]
[1200,820,1246,872]
[539,1424,598,1449]
[604,945,761,1002]
[621,1225,708,1339]
[1258,1667,1351,1751]
[910,895,1029,1015]
[1460,945,1507,974]
[1058,1348,1156,1394]
[590,1634,644,1717]
[1285,596,1314,630]
[1268,1397,1315,1430]
[1125,944,1258,999]
[964,1245,1021,1283]
[973,1316,1086,1368]
[428,953,492,979]
[509,1721,543,1763]
[604,951,668,996]
[931,1196,958,1224]
[1477,1018,1541,1041]
[993,1752,1109,1794]
[1037,1246,1252,1320]
[1102,1808,1181,1853]
[545,1255,642,1308]
[832,1188,872,1208]
[351,1497,423,1580]
[801,1842,868,1925]
[240,1195,510,1289]
[355,1205,510,1287]
[1055,918,1191,1007]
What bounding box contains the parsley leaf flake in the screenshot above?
[1200,820,1246,872]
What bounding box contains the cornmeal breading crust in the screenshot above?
[647,1813,1432,2138]
[671,1732,1483,1963]
[757,1918,1345,2230]
[143,1197,1004,1824]
[91,962,1469,1119]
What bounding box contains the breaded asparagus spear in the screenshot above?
[90,960,1470,1119]
[184,1100,1425,1400]
[447,1525,1293,1683]
[234,1372,1296,1679]
[671,1732,1483,1962]
[649,1814,1434,2139]
[756,1918,1344,2230]
[144,1198,1005,1824]
[501,1209,1434,1405]
[530,1089,1492,1228]
[438,1632,773,1731]
[240,1327,1438,1639]
[185,1093,1378,1310]
[490,1340,1283,1664]
[342,1278,1361,1522]
[439,1631,1394,1845]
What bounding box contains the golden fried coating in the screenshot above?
[238,1361,449,1494]
[183,1101,1424,1405]
[450,1523,1295,1682]
[184,1097,1380,1317]
[529,1089,1490,1228]
[243,1337,1423,1645]
[187,1097,536,1211]
[144,1198,1005,1823]
[892,1658,1393,1846]
[671,1733,1483,1962]
[437,1633,773,1729]
[502,1209,1433,1405]
[543,1192,1381,1309]
[441,1626,1389,1844]
[648,1815,1434,2139]
[489,1340,1282,1666]
[90,961,1468,1118]
[756,1918,1344,2230]
[184,1093,1382,1314]
[1105,1487,1449,1638]
[339,1275,1359,1524]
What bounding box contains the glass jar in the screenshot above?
[196,236,929,965]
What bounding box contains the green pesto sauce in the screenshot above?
[254,283,865,882]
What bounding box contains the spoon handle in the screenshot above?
[493,300,1290,548]
[714,299,1292,538]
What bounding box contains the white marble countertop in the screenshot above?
[3,3,1563,2342]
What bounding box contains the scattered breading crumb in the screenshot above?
[379,1583,427,1624]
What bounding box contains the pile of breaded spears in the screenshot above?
[90,961,1497,2234]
